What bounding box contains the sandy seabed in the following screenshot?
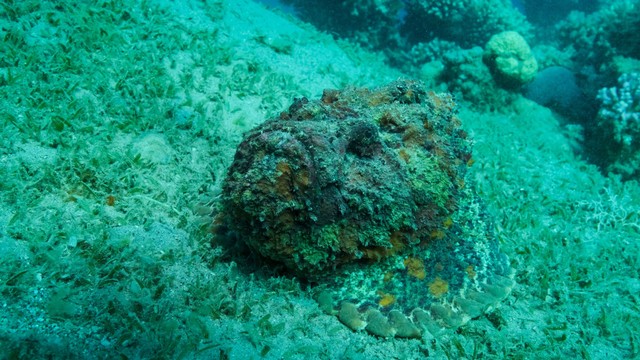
[0,0,639,359]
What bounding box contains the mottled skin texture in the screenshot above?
[218,80,470,275]
[216,80,513,337]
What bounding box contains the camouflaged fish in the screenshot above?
[215,80,514,338]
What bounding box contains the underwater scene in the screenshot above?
[1,0,639,358]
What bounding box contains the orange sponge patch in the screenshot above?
[428,276,449,298]
[466,265,477,279]
[378,291,396,307]
[404,257,426,280]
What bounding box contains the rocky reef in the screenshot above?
[215,80,514,338]
[280,0,531,63]
[401,0,530,49]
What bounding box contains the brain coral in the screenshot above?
[483,31,538,89]
[216,80,514,338]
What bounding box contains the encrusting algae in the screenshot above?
[215,80,514,338]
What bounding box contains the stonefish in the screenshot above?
[215,80,514,338]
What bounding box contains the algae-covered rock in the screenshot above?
[483,31,538,89]
[216,80,514,338]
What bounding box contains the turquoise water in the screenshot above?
[1,0,639,359]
